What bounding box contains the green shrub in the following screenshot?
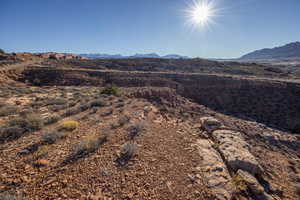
[101,85,120,96]
[58,120,78,131]
[0,104,19,117]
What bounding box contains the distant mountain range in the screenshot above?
[79,53,189,59]
[240,42,300,60]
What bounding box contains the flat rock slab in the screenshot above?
[212,130,263,176]
[194,139,235,200]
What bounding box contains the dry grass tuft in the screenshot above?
[58,120,79,132]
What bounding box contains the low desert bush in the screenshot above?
[58,120,78,131]
[41,131,68,144]
[0,126,26,142]
[127,122,145,140]
[7,113,43,131]
[0,193,27,200]
[42,131,60,144]
[73,134,105,156]
[0,104,19,117]
[33,145,49,159]
[101,85,120,96]
[116,143,137,166]
[44,114,61,125]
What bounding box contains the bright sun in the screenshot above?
[192,3,211,25]
[185,0,217,29]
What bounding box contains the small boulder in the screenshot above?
[200,117,222,133]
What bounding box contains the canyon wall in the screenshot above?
[22,67,300,133]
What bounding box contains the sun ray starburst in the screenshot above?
[185,0,218,30]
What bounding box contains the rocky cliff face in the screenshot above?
[21,67,300,133]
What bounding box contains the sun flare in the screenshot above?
[185,0,218,29]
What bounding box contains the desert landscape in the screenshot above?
[1,0,300,199]
[0,49,300,200]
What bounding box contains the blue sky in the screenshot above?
[1,0,299,58]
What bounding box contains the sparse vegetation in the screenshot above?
[0,104,19,117]
[33,145,49,159]
[0,193,27,200]
[58,120,78,131]
[101,85,120,96]
[0,126,26,142]
[7,113,43,131]
[127,122,145,140]
[41,131,68,144]
[43,114,61,125]
[70,132,108,160]
[116,143,137,166]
